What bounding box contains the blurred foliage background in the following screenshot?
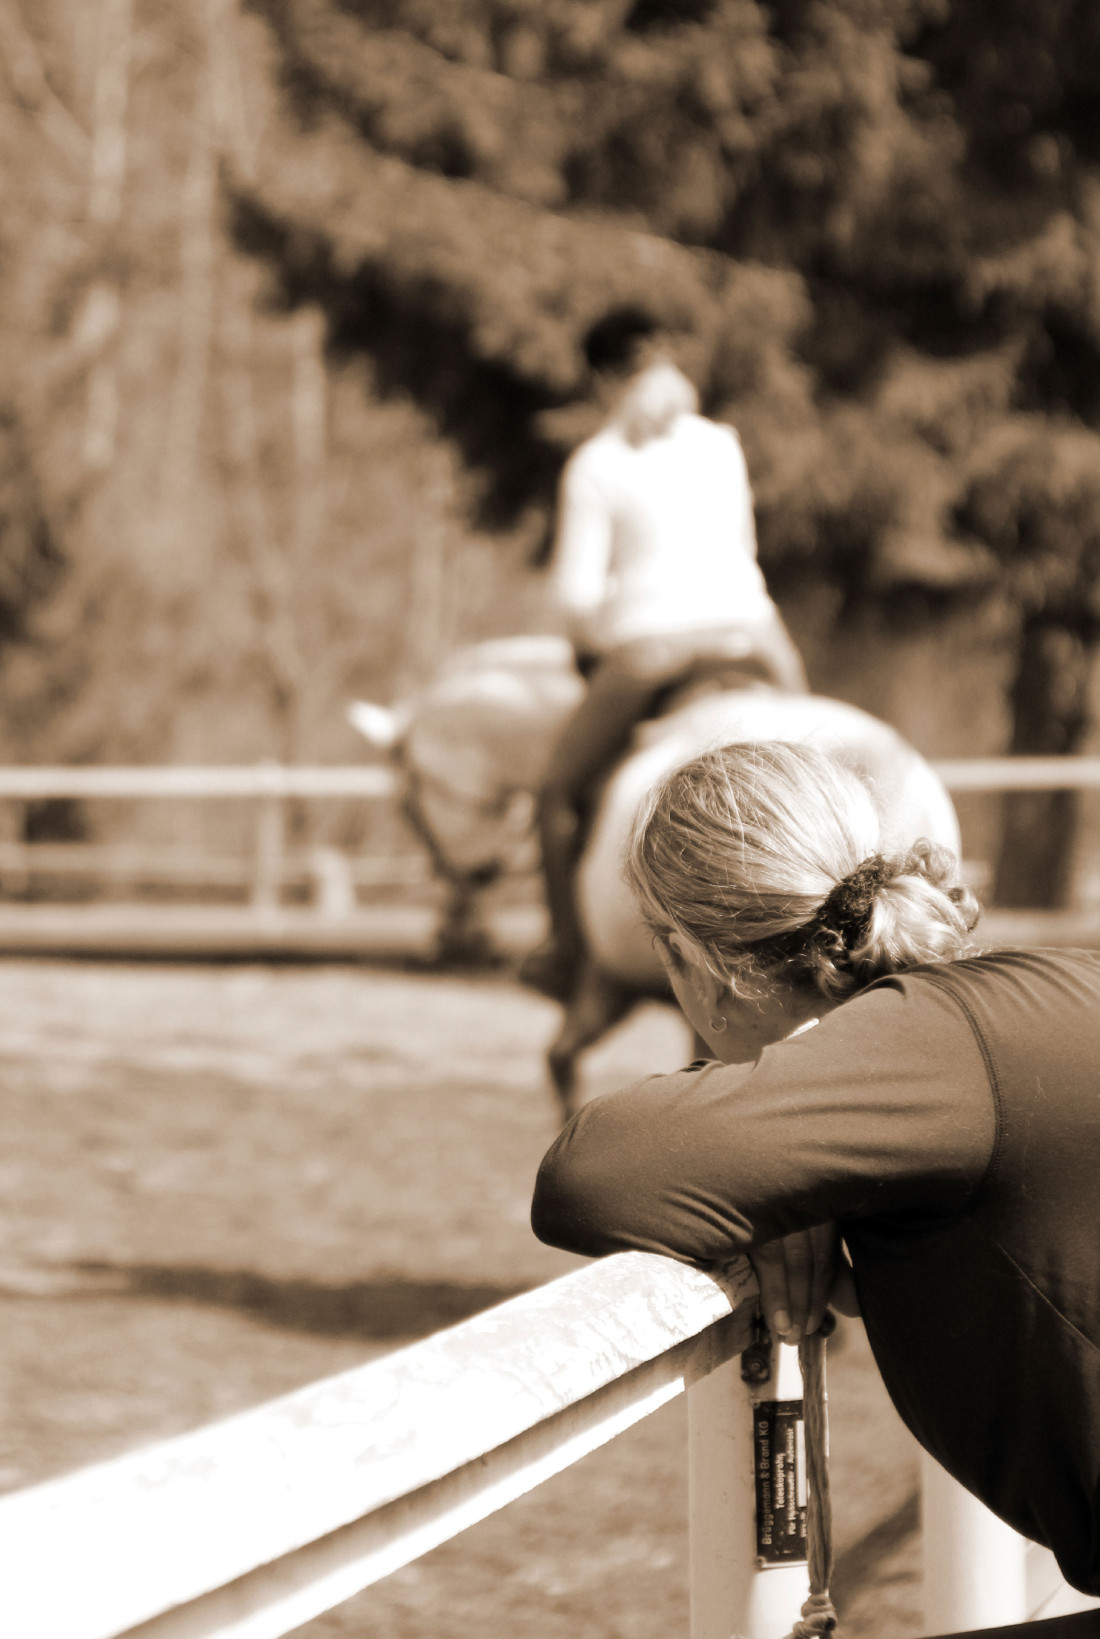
[2,0,1100,897]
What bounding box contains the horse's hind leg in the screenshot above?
[436,871,496,965]
[546,961,635,1124]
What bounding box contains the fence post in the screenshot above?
[308,845,356,919]
[688,1340,808,1639]
[252,763,286,913]
[920,1449,1027,1633]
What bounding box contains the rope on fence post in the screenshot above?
[784,1329,838,1638]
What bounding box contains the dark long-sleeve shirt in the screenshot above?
[532,949,1100,1594]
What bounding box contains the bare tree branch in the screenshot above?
[289,305,327,571]
[218,258,311,757]
[207,0,256,182]
[0,0,89,168]
[159,38,219,527]
[87,0,133,228]
[81,0,135,473]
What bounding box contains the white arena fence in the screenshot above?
[0,763,402,913]
[1,760,1099,1633]
[0,1251,1090,1639]
[0,754,1099,918]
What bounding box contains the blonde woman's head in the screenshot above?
[615,359,697,444]
[627,741,979,1006]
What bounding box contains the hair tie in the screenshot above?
[813,854,895,948]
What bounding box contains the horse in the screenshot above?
[351,637,960,1118]
[350,637,585,964]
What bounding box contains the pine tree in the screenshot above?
[236,0,1100,902]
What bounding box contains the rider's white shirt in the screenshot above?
[550,412,776,654]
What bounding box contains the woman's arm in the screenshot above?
[549,453,613,648]
[532,977,996,1269]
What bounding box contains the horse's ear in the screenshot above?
[348,700,406,749]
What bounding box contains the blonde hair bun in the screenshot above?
[812,838,981,1001]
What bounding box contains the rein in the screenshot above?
[785,1329,838,1637]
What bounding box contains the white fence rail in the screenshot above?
[1,752,1099,811]
[4,753,1100,804]
[932,756,1100,792]
[0,766,397,800]
[0,1253,756,1639]
[0,753,1096,915]
[0,764,400,914]
[0,1250,1092,1639]
[3,754,1100,952]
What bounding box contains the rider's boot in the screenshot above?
[518,793,585,1003]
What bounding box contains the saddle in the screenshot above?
[647,649,787,722]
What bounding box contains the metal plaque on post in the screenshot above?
[752,1398,807,1564]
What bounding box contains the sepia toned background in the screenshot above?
[1,3,1100,1634]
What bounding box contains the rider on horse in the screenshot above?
[522,307,807,1002]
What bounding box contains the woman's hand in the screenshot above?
[748,1223,859,1344]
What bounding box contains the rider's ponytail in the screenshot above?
[627,742,980,1003]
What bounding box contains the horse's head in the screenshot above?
[401,758,538,881]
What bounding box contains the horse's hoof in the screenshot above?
[436,927,495,967]
[517,942,575,1002]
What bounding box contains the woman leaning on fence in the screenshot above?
[531,741,1100,1599]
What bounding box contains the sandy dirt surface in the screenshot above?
[0,959,922,1636]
